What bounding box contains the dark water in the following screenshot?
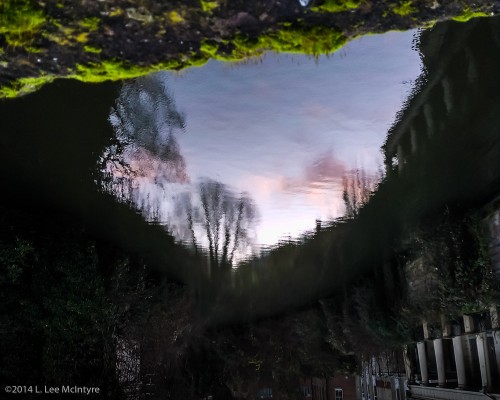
[1,16,500,306]
[2,13,500,399]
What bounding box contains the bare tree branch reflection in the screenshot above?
[342,168,380,218]
[174,179,258,272]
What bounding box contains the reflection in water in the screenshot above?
[104,72,189,205]
[3,15,500,399]
[105,30,422,261]
[104,75,261,266]
[342,168,381,218]
[172,179,258,270]
[206,15,500,328]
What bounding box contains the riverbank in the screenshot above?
[1,0,498,97]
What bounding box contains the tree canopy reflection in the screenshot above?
[104,72,189,204]
[173,179,258,271]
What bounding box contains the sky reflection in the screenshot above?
[111,29,423,255]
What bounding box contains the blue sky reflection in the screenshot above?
[116,29,423,256]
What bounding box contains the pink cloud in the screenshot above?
[282,152,346,192]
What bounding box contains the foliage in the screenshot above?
[312,0,361,13]
[401,211,495,318]
[0,0,46,47]
[0,209,119,391]
[339,273,410,350]
[103,71,189,202]
[213,309,346,398]
[391,1,416,17]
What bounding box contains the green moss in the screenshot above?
[200,0,219,13]
[391,1,416,17]
[0,75,55,98]
[0,0,46,47]
[1,57,207,98]
[75,32,88,43]
[206,24,347,60]
[258,25,346,55]
[78,17,100,31]
[44,26,73,46]
[452,8,489,23]
[311,0,361,13]
[73,61,156,83]
[109,8,123,17]
[168,10,184,24]
[3,22,342,98]
[200,40,219,57]
[3,22,345,99]
[83,45,102,54]
[71,59,191,83]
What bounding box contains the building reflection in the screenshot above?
[356,13,500,400]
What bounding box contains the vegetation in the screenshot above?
[203,24,347,61]
[0,209,116,390]
[402,211,495,317]
[0,75,55,98]
[452,8,490,23]
[2,21,347,98]
[167,10,185,24]
[0,0,46,47]
[1,4,500,395]
[0,0,496,98]
[199,0,219,13]
[391,1,416,17]
[254,24,347,56]
[311,0,361,13]
[73,60,179,84]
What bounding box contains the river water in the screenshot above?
[2,16,500,277]
[2,11,500,399]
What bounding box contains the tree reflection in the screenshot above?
[102,72,189,204]
[174,179,258,271]
[342,168,381,218]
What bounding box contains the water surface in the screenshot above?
[109,30,423,260]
